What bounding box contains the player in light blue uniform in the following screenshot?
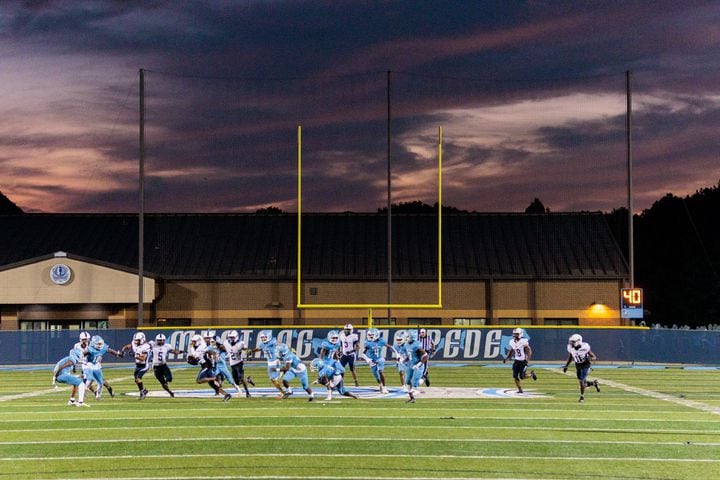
[393,330,409,386]
[310,357,357,401]
[403,330,428,403]
[195,332,232,402]
[83,335,122,400]
[278,344,314,401]
[319,330,341,362]
[361,328,390,394]
[53,348,89,407]
[250,330,289,398]
[209,333,241,394]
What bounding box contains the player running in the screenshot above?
[563,334,600,403]
[310,357,357,401]
[188,331,232,401]
[319,329,341,362]
[361,328,390,394]
[403,330,428,403]
[393,330,408,386]
[151,333,185,397]
[339,324,360,386]
[83,335,122,400]
[503,328,537,394]
[120,332,153,400]
[250,330,289,398]
[223,330,255,398]
[277,343,315,401]
[53,348,90,407]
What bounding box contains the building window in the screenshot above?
[157,318,192,327]
[543,318,579,326]
[408,318,441,327]
[20,321,47,331]
[249,318,282,326]
[498,318,532,325]
[454,318,487,326]
[366,317,396,326]
[82,320,109,330]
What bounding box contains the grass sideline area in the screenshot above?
[0,364,718,480]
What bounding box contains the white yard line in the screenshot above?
[0,375,136,403]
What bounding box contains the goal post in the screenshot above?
[296,125,443,313]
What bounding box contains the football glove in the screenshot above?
[562,366,568,373]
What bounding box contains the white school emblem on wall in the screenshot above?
[50,263,72,285]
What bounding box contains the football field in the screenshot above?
[0,363,718,480]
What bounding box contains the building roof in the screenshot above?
[0,212,627,280]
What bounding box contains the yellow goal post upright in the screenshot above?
[296,125,443,328]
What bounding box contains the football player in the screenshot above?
[503,328,537,394]
[53,348,89,407]
[83,335,122,400]
[562,334,600,403]
[277,343,315,401]
[393,330,408,385]
[223,330,254,397]
[120,332,153,400]
[319,329,341,362]
[310,357,357,401]
[209,333,241,395]
[361,328,390,394]
[338,324,360,387]
[194,330,232,401]
[249,330,289,397]
[403,330,428,403]
[151,333,185,397]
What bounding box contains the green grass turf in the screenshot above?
[0,364,718,480]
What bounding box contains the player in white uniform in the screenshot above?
[503,328,537,393]
[223,330,254,397]
[151,333,185,397]
[562,334,600,403]
[338,324,360,387]
[120,332,153,400]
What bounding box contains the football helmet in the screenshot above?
[79,331,91,342]
[366,328,380,342]
[190,334,203,345]
[90,335,104,350]
[512,328,524,339]
[155,334,166,345]
[226,330,239,344]
[310,358,325,372]
[133,332,146,344]
[406,330,418,344]
[394,330,407,344]
[344,323,354,334]
[258,330,272,344]
[327,330,340,345]
[203,330,216,341]
[569,334,582,347]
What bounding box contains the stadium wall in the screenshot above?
[2,327,718,365]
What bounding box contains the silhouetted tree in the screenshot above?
[255,206,283,214]
[525,198,549,213]
[0,191,23,214]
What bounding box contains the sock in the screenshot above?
[137,382,144,392]
[78,383,86,403]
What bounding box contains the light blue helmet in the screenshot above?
[258,330,272,344]
[310,358,325,372]
[90,335,104,349]
[367,328,380,342]
[405,330,418,344]
[394,330,407,344]
[327,330,340,344]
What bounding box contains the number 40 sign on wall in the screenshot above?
[621,288,644,319]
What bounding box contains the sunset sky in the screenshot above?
[1,1,719,213]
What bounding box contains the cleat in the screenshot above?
[223,393,232,402]
[325,395,333,401]
[344,392,358,399]
[67,399,76,406]
[308,396,315,402]
[107,386,115,398]
[530,370,537,381]
[245,392,251,398]
[139,389,148,400]
[406,397,416,403]
[95,391,101,400]
[579,395,585,403]
[169,391,175,398]
[517,389,523,394]
[410,389,420,396]
[594,380,600,392]
[354,380,360,387]
[281,391,292,399]
[381,387,389,394]
[246,376,255,386]
[75,402,90,408]
[287,388,294,395]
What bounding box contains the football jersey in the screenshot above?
[568,342,593,365]
[508,337,530,361]
[189,340,208,362]
[131,342,152,365]
[73,342,89,356]
[319,339,340,361]
[88,343,109,365]
[406,340,425,364]
[339,332,359,355]
[364,337,388,362]
[151,343,174,366]
[278,344,302,369]
[394,342,408,362]
[259,338,280,367]
[223,340,246,366]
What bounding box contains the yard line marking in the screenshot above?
[2,424,716,435]
[1,453,718,463]
[0,436,718,447]
[0,375,135,403]
[52,477,547,480]
[551,369,720,415]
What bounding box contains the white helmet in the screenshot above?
[344,323,353,333]
[258,330,272,344]
[512,328,524,338]
[366,328,380,342]
[569,334,583,347]
[190,334,203,345]
[133,332,146,344]
[79,331,91,342]
[202,330,215,341]
[227,330,239,343]
[155,333,166,344]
